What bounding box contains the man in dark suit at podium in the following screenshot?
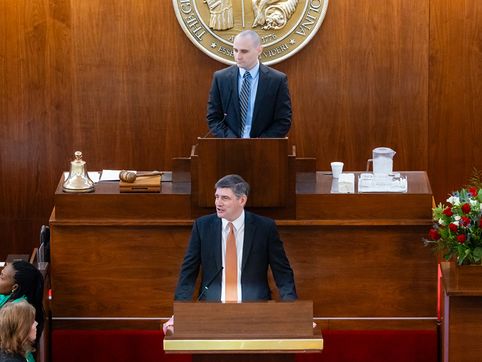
[174,174,297,303]
[206,30,292,138]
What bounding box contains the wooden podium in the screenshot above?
[163,300,323,362]
[189,138,296,208]
[440,262,482,362]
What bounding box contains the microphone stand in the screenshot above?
[197,267,223,301]
[202,113,227,139]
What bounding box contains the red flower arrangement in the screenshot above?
[424,187,482,265]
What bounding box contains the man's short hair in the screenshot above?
[235,30,261,48]
[215,174,250,198]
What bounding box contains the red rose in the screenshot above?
[461,216,471,226]
[428,229,440,240]
[443,207,453,217]
[479,218,482,228]
[461,203,471,214]
[468,187,478,197]
[457,234,466,244]
[449,223,458,232]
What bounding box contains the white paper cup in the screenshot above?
[331,162,344,178]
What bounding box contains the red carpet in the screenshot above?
[295,330,437,362]
[52,330,190,362]
[52,329,437,362]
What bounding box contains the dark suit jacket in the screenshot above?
[174,211,297,301]
[206,64,292,138]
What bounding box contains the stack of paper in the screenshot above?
[358,173,407,193]
[331,173,355,193]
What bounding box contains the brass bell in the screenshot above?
[62,151,95,193]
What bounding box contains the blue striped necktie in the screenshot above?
[239,71,252,137]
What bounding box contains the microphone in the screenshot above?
[202,113,227,138]
[203,89,233,138]
[197,267,223,301]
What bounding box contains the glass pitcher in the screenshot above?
[366,147,396,175]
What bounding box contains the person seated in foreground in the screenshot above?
[0,300,38,362]
[0,261,44,343]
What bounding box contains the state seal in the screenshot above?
[173,0,329,65]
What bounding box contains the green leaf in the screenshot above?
[473,247,482,258]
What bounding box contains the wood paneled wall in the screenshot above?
[429,0,482,195]
[1,0,481,256]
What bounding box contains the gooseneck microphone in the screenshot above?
[202,113,227,138]
[197,267,223,301]
[204,89,233,138]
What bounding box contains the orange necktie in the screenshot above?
[225,222,238,302]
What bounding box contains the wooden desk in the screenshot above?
[50,171,437,330]
[440,262,482,362]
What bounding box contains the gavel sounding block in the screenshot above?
[119,175,161,193]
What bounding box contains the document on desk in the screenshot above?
[358,174,408,193]
[331,173,355,193]
[99,170,135,182]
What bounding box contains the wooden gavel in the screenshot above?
[119,170,163,183]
